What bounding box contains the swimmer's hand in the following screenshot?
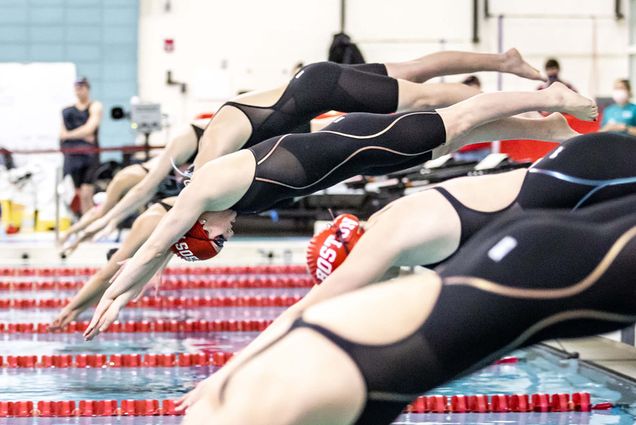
[83,283,139,341]
[136,256,171,300]
[83,261,137,340]
[83,248,171,340]
[176,377,216,412]
[49,304,82,331]
[182,396,217,425]
[92,220,118,242]
[58,229,74,247]
[83,217,110,241]
[59,233,86,257]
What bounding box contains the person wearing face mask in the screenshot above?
[537,58,577,92]
[601,79,636,135]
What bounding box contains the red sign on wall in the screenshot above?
[164,39,174,53]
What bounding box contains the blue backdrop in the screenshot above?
[0,0,139,161]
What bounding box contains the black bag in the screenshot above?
[328,32,365,64]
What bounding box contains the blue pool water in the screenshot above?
[0,306,286,323]
[398,346,636,424]
[1,343,635,424]
[0,367,213,400]
[0,332,257,355]
[433,348,628,401]
[0,287,310,300]
[1,270,636,424]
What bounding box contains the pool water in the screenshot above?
[1,268,636,424]
[0,306,286,323]
[0,332,257,355]
[434,348,631,401]
[0,366,213,400]
[0,288,310,300]
[1,341,636,424]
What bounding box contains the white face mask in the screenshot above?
[613,89,629,104]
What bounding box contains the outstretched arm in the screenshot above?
[51,202,171,329]
[83,185,207,340]
[177,205,408,410]
[84,125,197,236]
[84,152,255,339]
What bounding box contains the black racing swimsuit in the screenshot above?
[433,186,518,246]
[517,132,636,209]
[189,124,205,163]
[293,193,636,425]
[232,111,447,214]
[424,132,636,266]
[221,62,398,148]
[155,123,205,200]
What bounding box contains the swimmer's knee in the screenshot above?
[131,207,163,232]
[293,62,341,88]
[435,108,474,144]
[297,61,339,75]
[79,184,94,197]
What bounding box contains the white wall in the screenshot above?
[138,0,630,142]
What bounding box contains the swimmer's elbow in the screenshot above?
[139,241,170,264]
[131,181,157,201]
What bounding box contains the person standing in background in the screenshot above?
[461,75,482,90]
[601,79,636,135]
[60,77,103,215]
[537,58,577,91]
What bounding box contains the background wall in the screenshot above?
[0,0,630,150]
[0,0,139,161]
[139,0,630,143]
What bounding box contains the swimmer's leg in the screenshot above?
[440,113,580,155]
[183,274,442,425]
[396,81,481,111]
[436,82,597,145]
[60,164,147,252]
[385,48,543,83]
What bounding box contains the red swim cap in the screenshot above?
[306,214,365,284]
[171,221,223,261]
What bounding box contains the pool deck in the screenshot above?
[545,336,636,381]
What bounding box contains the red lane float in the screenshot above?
[0,399,184,417]
[0,319,272,334]
[0,276,314,291]
[494,356,519,365]
[0,392,606,417]
[0,295,303,309]
[0,265,308,278]
[532,393,550,412]
[406,392,600,414]
[0,353,523,370]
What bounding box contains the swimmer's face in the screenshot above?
[614,80,631,95]
[545,66,559,79]
[198,210,237,248]
[74,84,89,101]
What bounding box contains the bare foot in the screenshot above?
[545,82,598,121]
[502,48,545,81]
[543,113,581,141]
